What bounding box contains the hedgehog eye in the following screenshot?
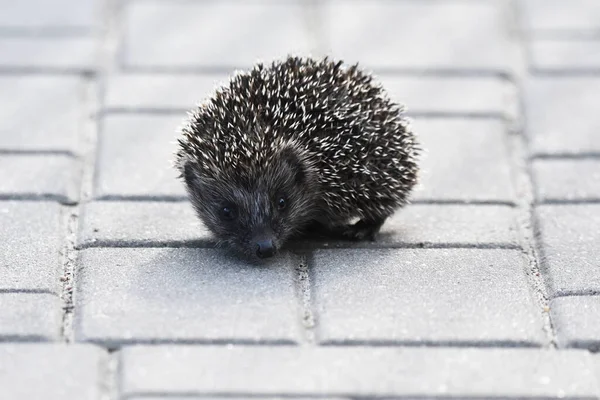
[277,196,287,210]
[221,205,236,220]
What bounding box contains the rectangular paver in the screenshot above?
[0,293,61,341]
[533,160,600,203]
[521,0,600,33]
[536,205,600,297]
[0,154,80,203]
[531,40,600,72]
[325,0,513,73]
[95,115,185,199]
[0,37,96,71]
[0,201,62,292]
[104,73,230,112]
[0,0,98,32]
[75,248,302,345]
[123,1,313,69]
[411,119,515,203]
[0,344,106,400]
[0,76,85,152]
[551,295,600,350]
[120,346,598,398]
[526,77,600,156]
[312,248,544,345]
[78,201,211,248]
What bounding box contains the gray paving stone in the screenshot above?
[75,248,301,345]
[0,201,62,292]
[550,296,600,350]
[0,76,85,152]
[123,1,313,69]
[521,0,600,33]
[531,40,600,72]
[526,77,600,156]
[379,76,514,118]
[312,248,544,345]
[411,119,515,203]
[0,344,106,400]
[78,201,211,248]
[95,115,185,199]
[0,154,80,203]
[120,346,598,398]
[536,205,600,297]
[131,398,346,400]
[104,73,230,111]
[0,37,96,71]
[533,160,600,203]
[0,0,98,32]
[0,293,61,340]
[325,0,512,72]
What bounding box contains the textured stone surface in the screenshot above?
[380,76,514,117]
[526,77,600,156]
[0,0,97,31]
[78,201,210,248]
[0,76,84,152]
[75,248,301,345]
[533,160,600,202]
[95,115,185,199]
[0,155,79,203]
[521,0,600,33]
[551,296,600,350]
[411,119,515,203]
[325,0,512,72]
[531,40,600,72]
[123,1,313,69]
[120,346,598,398]
[0,37,96,71]
[104,73,230,111]
[312,248,544,345]
[0,344,106,400]
[0,201,62,292]
[536,205,600,297]
[0,293,61,340]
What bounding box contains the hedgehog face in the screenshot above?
[182,148,318,261]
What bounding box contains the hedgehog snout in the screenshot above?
[251,228,278,259]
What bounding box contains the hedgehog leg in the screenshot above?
[341,217,387,242]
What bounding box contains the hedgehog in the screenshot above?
[175,56,419,260]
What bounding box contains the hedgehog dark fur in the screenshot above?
[175,56,419,260]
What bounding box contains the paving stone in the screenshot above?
[312,248,544,345]
[325,0,512,73]
[302,205,520,249]
[78,201,211,248]
[411,119,515,203]
[530,40,600,72]
[0,37,96,71]
[526,77,600,156]
[104,73,230,111]
[0,76,85,152]
[0,0,98,32]
[0,293,61,340]
[131,398,346,400]
[0,344,106,400]
[550,296,600,350]
[120,346,598,398]
[0,154,79,203]
[533,160,600,203]
[123,1,313,69]
[522,0,600,33]
[75,248,301,345]
[536,205,600,297]
[378,76,514,118]
[95,115,185,199]
[0,201,62,292]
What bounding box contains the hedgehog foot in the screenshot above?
[341,218,386,242]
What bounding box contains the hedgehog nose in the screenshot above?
[255,239,275,258]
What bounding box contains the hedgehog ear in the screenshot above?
[183,162,198,187]
[279,147,306,185]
